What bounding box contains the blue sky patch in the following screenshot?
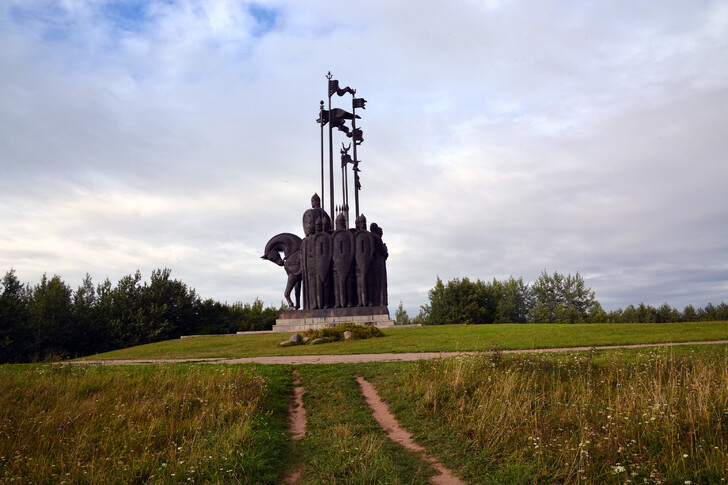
[103,1,148,33]
[248,4,277,37]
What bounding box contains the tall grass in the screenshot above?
[0,364,291,484]
[362,347,728,484]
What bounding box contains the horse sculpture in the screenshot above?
[261,233,302,309]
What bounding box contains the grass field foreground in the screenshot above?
[0,364,291,484]
[81,322,728,361]
[291,365,435,483]
[4,344,728,484]
[359,346,728,484]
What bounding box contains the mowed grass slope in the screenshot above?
[81,322,728,360]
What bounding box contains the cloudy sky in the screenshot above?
[1,0,727,314]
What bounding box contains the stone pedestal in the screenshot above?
[271,305,395,332]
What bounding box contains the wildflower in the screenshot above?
[612,465,627,473]
[682,454,688,458]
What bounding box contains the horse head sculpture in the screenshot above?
[262,233,303,309]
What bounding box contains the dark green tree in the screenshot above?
[236,298,278,331]
[587,300,609,323]
[0,269,30,362]
[530,270,595,323]
[636,303,657,323]
[655,302,680,323]
[142,268,199,339]
[27,274,74,359]
[422,276,495,325]
[621,304,638,323]
[494,276,532,323]
[107,270,145,348]
[72,274,100,355]
[682,304,698,322]
[716,302,728,321]
[394,301,411,325]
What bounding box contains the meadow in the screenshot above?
[80,321,728,361]
[3,325,728,484]
[0,364,291,484]
[358,345,728,484]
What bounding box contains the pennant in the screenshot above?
[316,108,360,135]
[347,128,363,143]
[341,144,352,167]
[329,79,355,97]
[353,98,367,109]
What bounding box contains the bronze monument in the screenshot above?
[262,73,392,330]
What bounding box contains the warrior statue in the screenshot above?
[332,212,355,308]
[369,222,388,307]
[313,216,333,309]
[354,214,374,306]
[300,193,332,309]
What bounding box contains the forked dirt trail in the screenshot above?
[356,375,465,485]
[285,370,307,484]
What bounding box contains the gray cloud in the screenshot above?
[1,0,726,314]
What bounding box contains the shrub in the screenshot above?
[303,323,384,342]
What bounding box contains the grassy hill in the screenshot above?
[80,321,728,360]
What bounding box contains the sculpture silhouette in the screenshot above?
[261,233,302,309]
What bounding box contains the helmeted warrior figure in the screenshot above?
[354,214,374,306]
[332,212,356,308]
[369,222,388,307]
[300,200,317,309]
[301,193,333,309]
[302,193,331,235]
[313,216,333,309]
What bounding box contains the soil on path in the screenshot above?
[356,375,464,485]
[284,370,307,484]
[68,339,728,366]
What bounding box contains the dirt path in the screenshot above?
[67,339,728,366]
[288,370,307,440]
[284,370,307,484]
[356,375,464,485]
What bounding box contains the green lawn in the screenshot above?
[80,322,728,361]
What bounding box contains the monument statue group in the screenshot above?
[262,73,393,331]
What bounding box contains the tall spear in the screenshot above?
[326,72,335,221]
[341,142,352,227]
[351,96,366,218]
[319,100,325,211]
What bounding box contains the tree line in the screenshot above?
[0,268,281,363]
[395,271,728,325]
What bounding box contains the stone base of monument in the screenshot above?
[271,305,395,332]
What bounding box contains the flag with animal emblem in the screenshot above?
[347,128,363,144]
[353,98,367,110]
[316,108,360,135]
[329,79,355,97]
